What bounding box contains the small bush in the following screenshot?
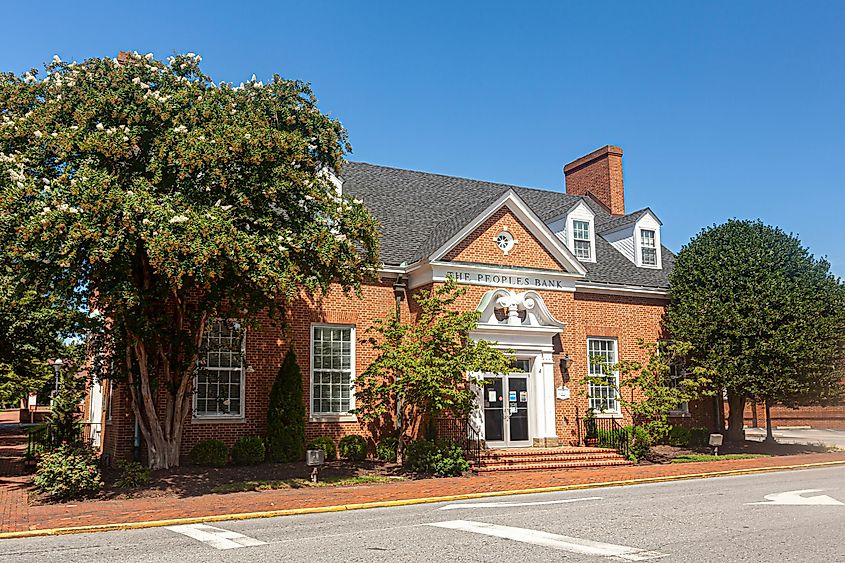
[689,427,711,448]
[34,444,102,499]
[338,435,368,461]
[232,436,266,465]
[189,439,229,466]
[631,426,652,461]
[376,437,399,462]
[114,460,151,489]
[404,439,468,477]
[306,436,337,461]
[667,425,692,447]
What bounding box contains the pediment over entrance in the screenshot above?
[476,288,566,329]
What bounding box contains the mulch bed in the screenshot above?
[28,458,412,505]
[643,440,831,464]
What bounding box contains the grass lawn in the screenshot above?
[670,453,771,464]
[212,474,405,493]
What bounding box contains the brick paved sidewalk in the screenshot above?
[3,451,845,535]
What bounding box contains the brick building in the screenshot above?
[87,145,706,463]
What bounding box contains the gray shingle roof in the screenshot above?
[341,161,672,289]
[596,208,656,233]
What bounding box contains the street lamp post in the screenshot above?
[51,358,63,395]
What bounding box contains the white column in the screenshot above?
[540,352,558,441]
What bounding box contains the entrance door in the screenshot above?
[482,360,531,447]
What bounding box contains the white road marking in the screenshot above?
[439,496,602,510]
[428,520,667,561]
[166,523,267,550]
[747,489,844,506]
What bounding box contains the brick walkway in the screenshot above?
[2,451,844,534]
[0,425,30,533]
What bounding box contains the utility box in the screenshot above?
[708,434,723,447]
[306,449,325,467]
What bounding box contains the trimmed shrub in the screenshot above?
[667,425,692,447]
[265,349,306,462]
[376,437,399,462]
[189,439,229,466]
[114,460,151,489]
[34,444,102,499]
[232,436,266,465]
[306,436,336,461]
[631,426,652,461]
[404,439,469,477]
[689,426,711,448]
[338,435,368,461]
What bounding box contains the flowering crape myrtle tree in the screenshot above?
[0,52,379,469]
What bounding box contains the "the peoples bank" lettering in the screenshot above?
[445,271,567,289]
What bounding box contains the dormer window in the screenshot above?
[572,220,592,260]
[640,229,657,266]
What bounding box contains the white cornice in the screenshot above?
[575,282,669,299]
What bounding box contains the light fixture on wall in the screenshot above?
[560,355,573,383]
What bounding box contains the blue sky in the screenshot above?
[3,1,843,275]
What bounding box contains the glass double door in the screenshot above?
[483,366,531,447]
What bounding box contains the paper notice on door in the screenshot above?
[488,390,497,403]
[519,391,527,403]
[508,391,517,402]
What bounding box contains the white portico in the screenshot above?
[470,288,565,448]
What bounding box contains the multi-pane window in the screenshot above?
[572,220,591,260]
[195,320,245,417]
[668,362,689,414]
[587,338,619,413]
[640,229,657,266]
[311,325,355,415]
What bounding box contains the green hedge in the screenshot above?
[232,436,266,465]
[34,444,103,499]
[404,439,468,476]
[376,437,399,462]
[189,439,229,466]
[338,435,368,461]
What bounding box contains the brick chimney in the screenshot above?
[563,145,625,216]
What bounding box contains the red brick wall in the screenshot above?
[743,402,845,429]
[443,207,566,271]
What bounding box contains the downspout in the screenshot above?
[133,417,141,462]
[392,274,407,462]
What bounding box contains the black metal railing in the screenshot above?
[576,409,631,459]
[433,416,484,471]
[25,422,97,457]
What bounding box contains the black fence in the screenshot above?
[433,417,483,470]
[26,422,97,457]
[576,410,631,459]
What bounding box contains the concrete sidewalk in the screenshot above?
[3,451,845,536]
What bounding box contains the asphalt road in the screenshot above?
[3,466,844,562]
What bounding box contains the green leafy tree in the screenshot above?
[265,348,306,462]
[583,340,711,443]
[45,373,85,446]
[0,267,85,406]
[665,220,845,441]
[355,278,514,460]
[0,52,379,468]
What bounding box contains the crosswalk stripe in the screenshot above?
[166,523,266,550]
[428,520,667,561]
[439,496,603,510]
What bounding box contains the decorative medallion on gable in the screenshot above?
[441,207,567,271]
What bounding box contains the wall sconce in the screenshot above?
[560,355,573,383]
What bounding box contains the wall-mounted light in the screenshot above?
[560,355,573,383]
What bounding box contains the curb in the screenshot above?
[3,458,845,540]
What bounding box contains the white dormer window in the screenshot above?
[640,229,657,266]
[572,220,592,260]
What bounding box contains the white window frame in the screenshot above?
[193,319,246,421]
[640,228,657,267]
[587,337,620,415]
[572,219,592,261]
[310,323,357,421]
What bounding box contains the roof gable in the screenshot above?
[431,190,587,276]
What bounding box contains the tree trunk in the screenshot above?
[725,391,746,442]
[764,400,775,442]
